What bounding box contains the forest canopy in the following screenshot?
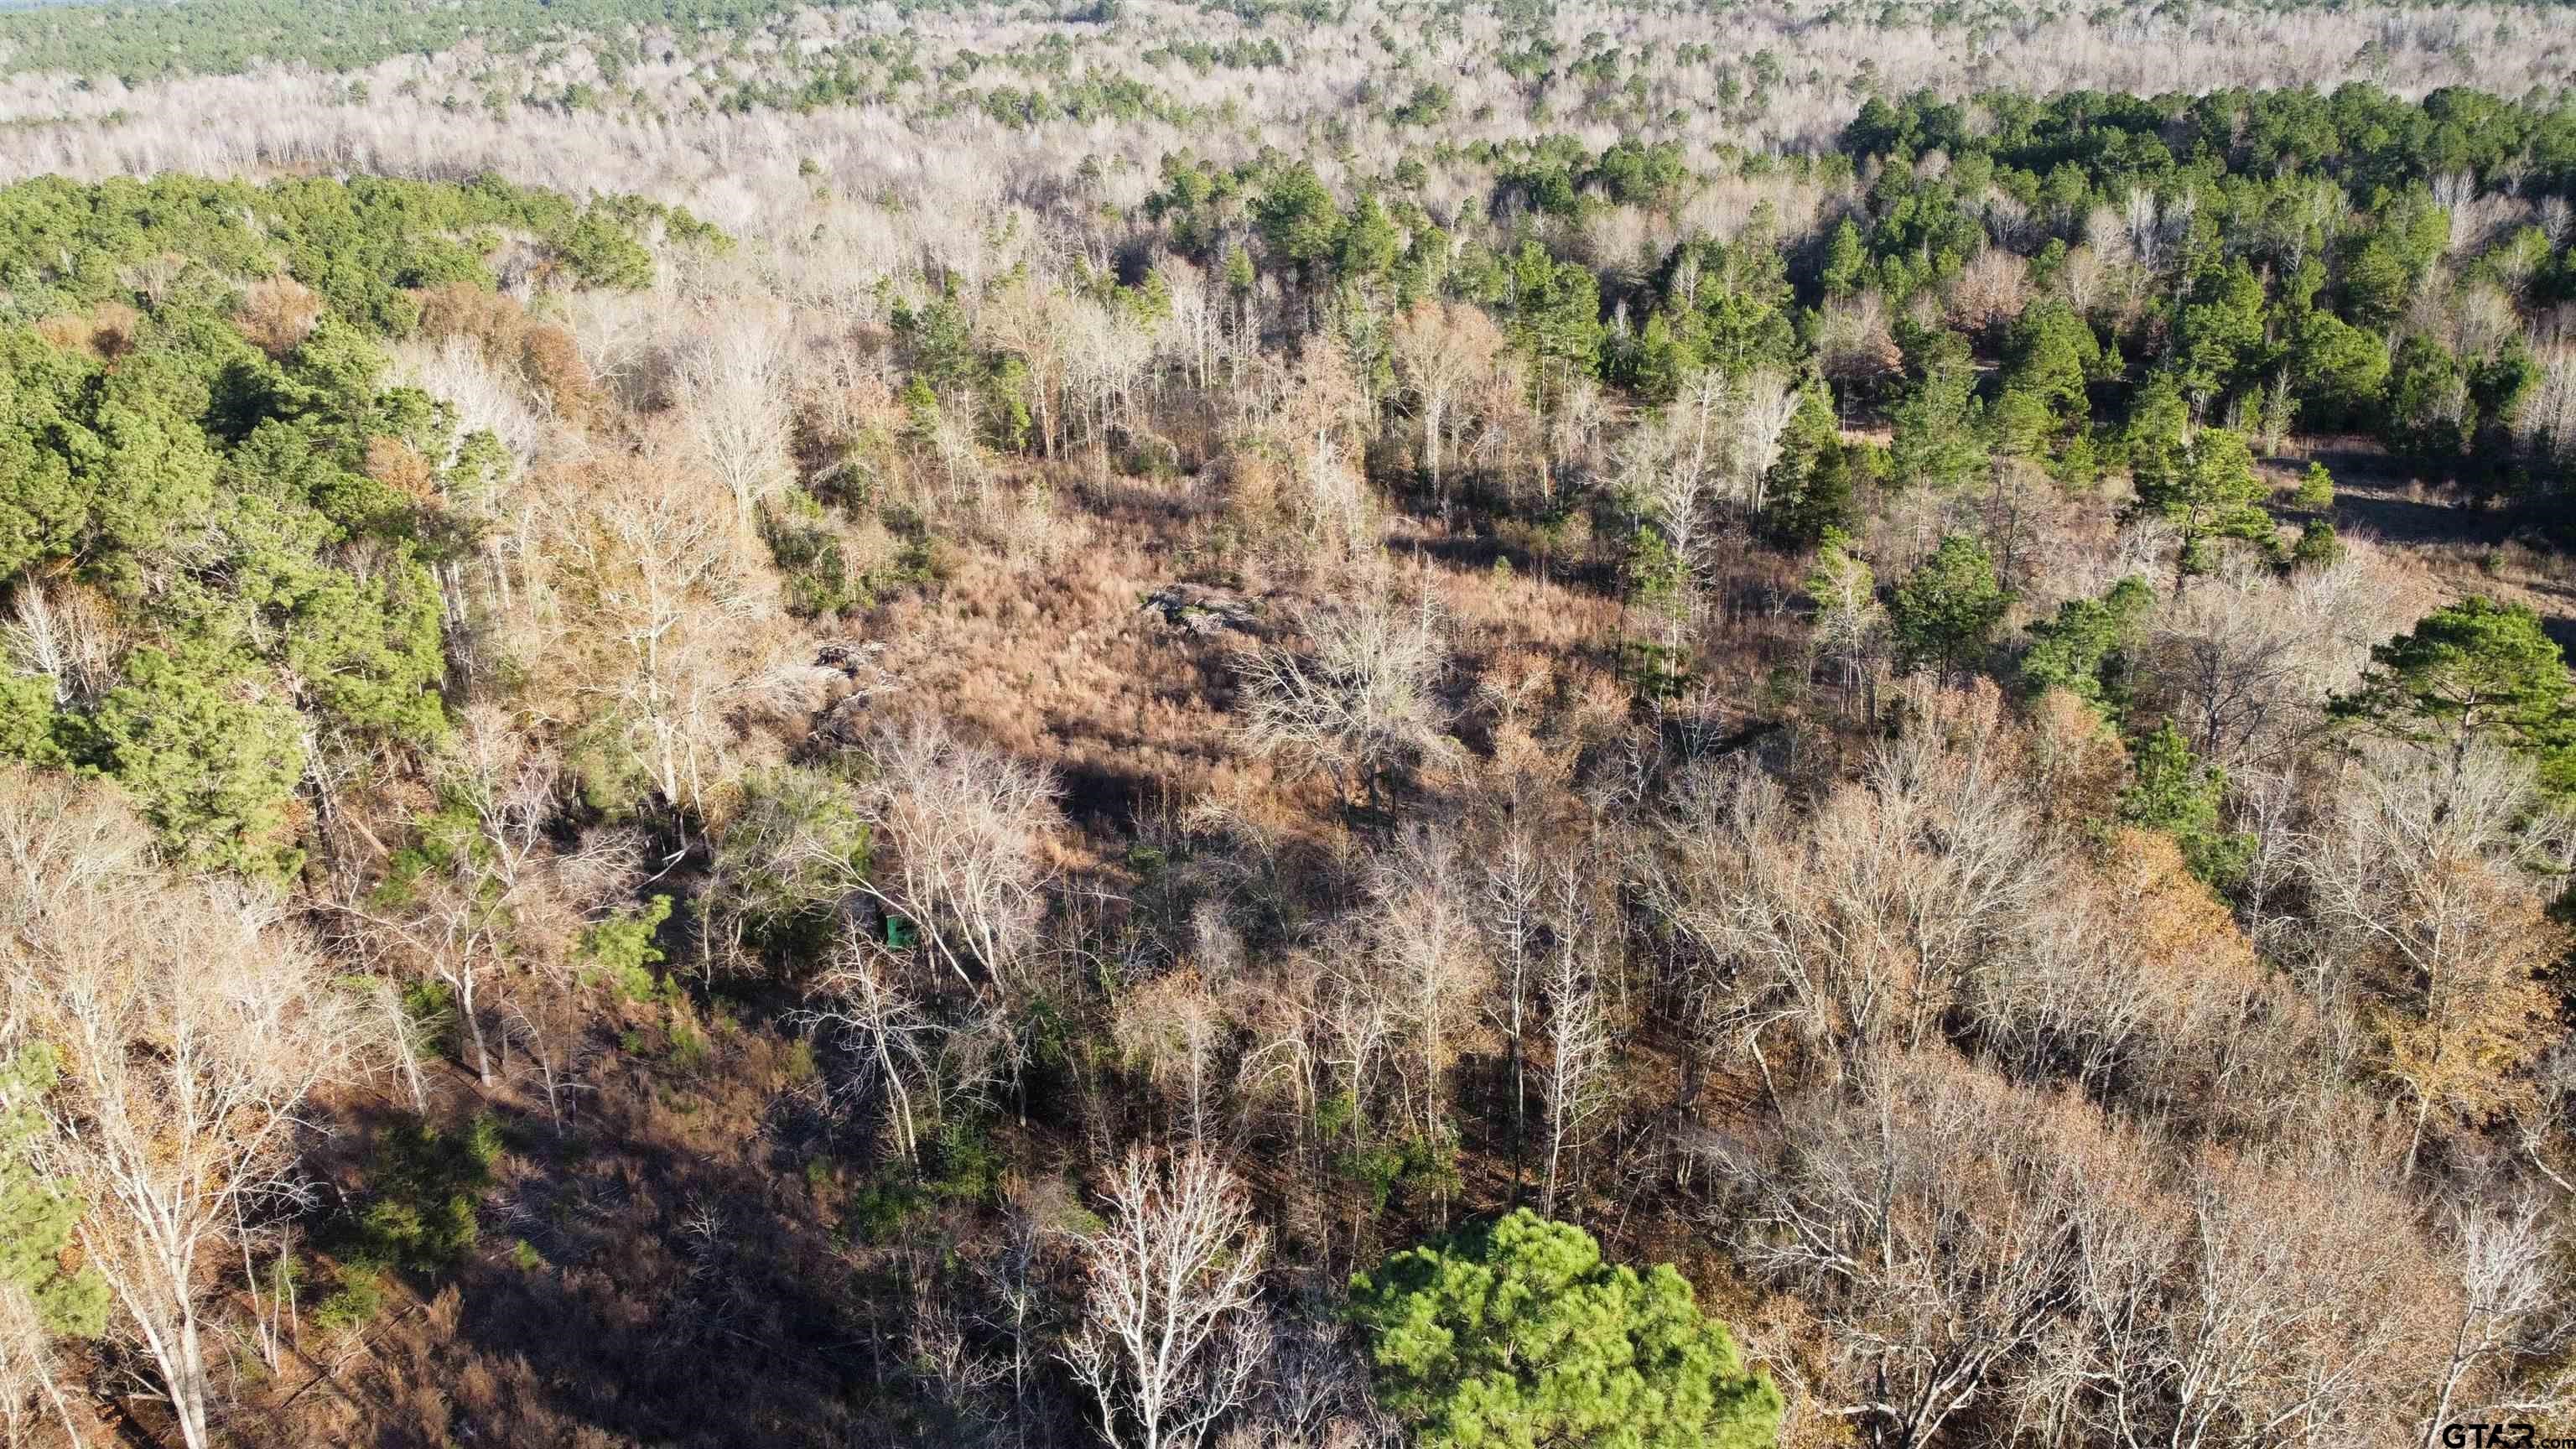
[0,173,703,871]
[0,0,861,80]
[5,1,2576,1446]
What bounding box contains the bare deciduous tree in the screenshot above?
[859,718,1063,999]
[1065,1146,1270,1449]
[1805,535,1883,714]
[2032,1117,2449,1446]
[3,572,116,708]
[1726,369,1800,517]
[0,1274,89,1449]
[0,767,375,1449]
[1389,299,1505,516]
[530,457,775,825]
[1708,1053,2090,1449]
[1621,381,1721,582]
[503,979,595,1138]
[802,928,943,1162]
[330,715,559,1086]
[1647,683,2047,1065]
[2304,740,2568,1174]
[1268,341,1374,560]
[674,309,795,540]
[985,273,1073,457]
[1157,260,1225,395]
[1369,823,1488,1158]
[1536,864,1615,1216]
[1064,293,1156,468]
[1482,816,1545,1183]
[1239,595,1455,813]
[2421,1196,2576,1443]
[1114,969,1230,1145]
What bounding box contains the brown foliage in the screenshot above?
[519,321,597,421]
[34,302,140,360]
[1945,247,2031,340]
[2020,686,2128,825]
[413,281,599,423]
[235,278,322,358]
[414,280,526,350]
[365,434,441,501]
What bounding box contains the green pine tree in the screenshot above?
[2292,462,2335,511]
[1890,533,2010,685]
[1887,351,1987,492]
[1349,1211,1781,1449]
[2126,388,2274,588]
[1337,190,1401,283]
[2120,720,2252,889]
[1,1046,112,1343]
[1820,218,1866,299]
[2020,575,2153,713]
[2333,595,2576,792]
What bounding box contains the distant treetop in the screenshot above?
[0,0,871,80]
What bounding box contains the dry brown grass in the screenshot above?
[869,490,1256,849]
